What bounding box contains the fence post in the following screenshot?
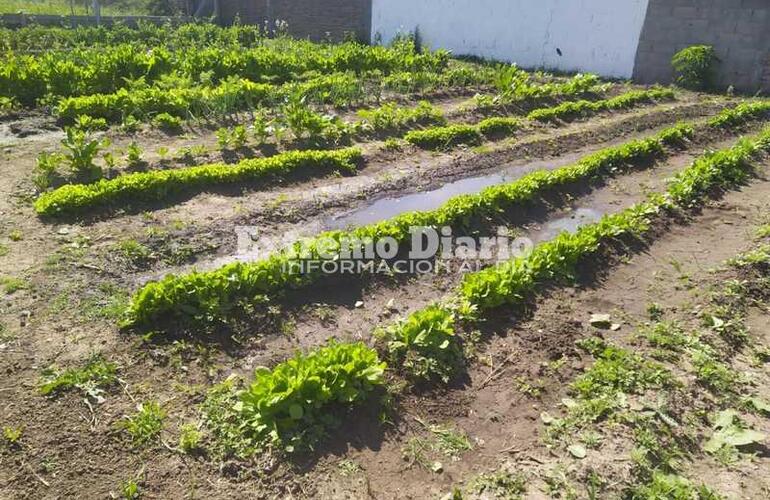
[93,0,101,26]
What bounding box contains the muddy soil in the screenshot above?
[1,88,769,499]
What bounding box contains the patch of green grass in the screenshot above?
[647,302,665,321]
[427,422,472,458]
[702,304,749,347]
[40,354,117,399]
[8,229,22,241]
[2,426,23,446]
[402,420,472,471]
[466,470,527,499]
[572,344,671,399]
[0,243,8,257]
[639,321,691,360]
[514,376,543,398]
[401,436,434,470]
[691,350,740,394]
[178,423,202,453]
[629,471,720,500]
[115,239,153,265]
[337,459,362,477]
[81,283,131,320]
[201,377,259,459]
[120,478,141,500]
[120,401,166,446]
[0,0,150,15]
[756,224,770,239]
[727,245,770,268]
[631,410,689,478]
[0,276,27,294]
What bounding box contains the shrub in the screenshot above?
[672,45,719,91]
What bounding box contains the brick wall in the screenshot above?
[220,0,371,42]
[633,0,770,92]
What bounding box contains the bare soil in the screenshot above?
[1,88,769,499]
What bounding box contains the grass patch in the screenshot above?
[119,401,166,446]
[464,470,527,499]
[629,471,719,500]
[0,276,27,294]
[572,342,671,399]
[40,354,117,398]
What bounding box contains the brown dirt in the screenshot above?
[1,87,769,499]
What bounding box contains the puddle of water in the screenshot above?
[324,155,581,230]
[527,207,606,244]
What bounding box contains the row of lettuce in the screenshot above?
[53,66,599,125]
[1,36,450,107]
[35,84,673,217]
[118,101,770,332]
[404,87,674,149]
[203,121,770,455]
[52,68,482,123]
[0,21,269,52]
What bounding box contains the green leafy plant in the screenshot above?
[121,479,141,500]
[151,112,183,132]
[74,114,108,132]
[528,88,675,122]
[382,303,464,384]
[707,101,770,129]
[630,471,720,500]
[355,100,445,135]
[216,125,248,150]
[476,116,520,137]
[2,426,23,446]
[40,355,117,399]
[34,151,64,191]
[672,45,719,91]
[61,127,107,183]
[234,342,385,452]
[126,141,143,168]
[704,409,766,455]
[252,109,271,145]
[119,122,698,330]
[120,401,166,446]
[178,423,203,453]
[404,124,482,150]
[35,148,362,217]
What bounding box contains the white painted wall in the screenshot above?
[371,0,650,79]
